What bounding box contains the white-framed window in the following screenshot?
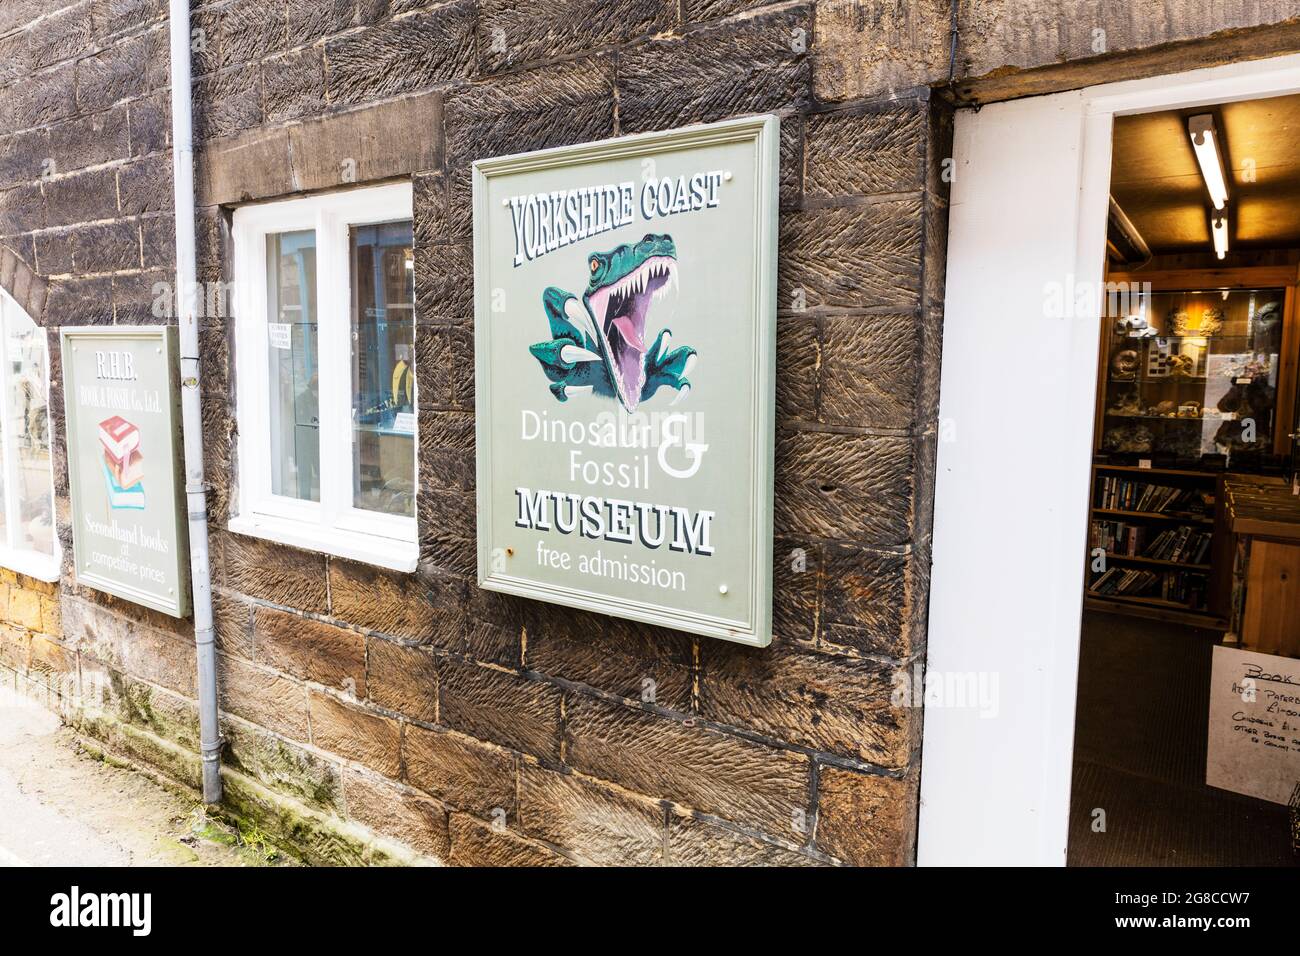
[0,287,59,581]
[231,183,418,571]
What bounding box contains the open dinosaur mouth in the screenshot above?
[587,255,677,409]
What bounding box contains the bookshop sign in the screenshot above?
[472,116,779,646]
[62,326,190,617]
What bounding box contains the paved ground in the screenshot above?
[0,685,282,867]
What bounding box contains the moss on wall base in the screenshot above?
[2,664,439,867]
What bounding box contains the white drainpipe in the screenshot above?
[168,0,221,804]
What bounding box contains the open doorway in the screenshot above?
[1068,95,1300,866]
[920,52,1300,866]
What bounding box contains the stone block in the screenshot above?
[618,5,811,133]
[403,723,516,817]
[437,657,563,761]
[813,0,950,103]
[212,589,255,660]
[43,167,120,227]
[194,67,263,142]
[118,152,174,216]
[820,542,927,659]
[71,220,142,274]
[804,99,927,199]
[815,766,916,865]
[779,199,923,314]
[262,47,327,125]
[772,535,819,645]
[412,242,472,322]
[252,723,345,811]
[525,604,695,713]
[221,533,329,614]
[699,639,914,766]
[0,31,32,87]
[91,0,166,39]
[308,691,402,778]
[774,430,916,545]
[6,61,77,129]
[476,0,675,73]
[28,3,93,70]
[667,814,821,866]
[286,0,354,47]
[140,214,176,270]
[74,34,147,113]
[128,92,171,156]
[518,763,665,865]
[564,694,810,836]
[47,107,131,174]
[418,488,474,576]
[0,128,45,190]
[416,409,474,492]
[775,317,817,423]
[34,229,76,277]
[217,652,310,742]
[327,559,451,643]
[448,812,569,866]
[444,58,616,167]
[818,313,921,429]
[44,276,114,325]
[196,127,293,206]
[288,91,443,195]
[343,768,450,860]
[366,636,439,723]
[324,2,475,106]
[218,0,287,71]
[958,0,1300,85]
[254,606,367,697]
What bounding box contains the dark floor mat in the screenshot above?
[1068,760,1296,866]
[1072,611,1218,787]
[1068,610,1298,867]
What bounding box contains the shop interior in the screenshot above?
[1068,93,1300,865]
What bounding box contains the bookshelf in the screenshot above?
[1082,266,1299,628]
[1084,463,1226,627]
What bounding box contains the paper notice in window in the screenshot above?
[268,323,292,349]
[392,412,416,435]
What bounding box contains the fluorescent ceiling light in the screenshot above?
[1188,114,1229,210]
[1210,211,1229,260]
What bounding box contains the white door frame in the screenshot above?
[918,51,1300,866]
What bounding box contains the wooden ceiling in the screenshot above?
[1110,92,1300,255]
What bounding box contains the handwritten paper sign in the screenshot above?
[61,326,190,617]
[267,322,292,350]
[1206,644,1300,805]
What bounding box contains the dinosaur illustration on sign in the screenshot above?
[528,234,697,411]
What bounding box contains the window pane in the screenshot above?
[3,303,54,555]
[350,221,415,517]
[267,230,319,502]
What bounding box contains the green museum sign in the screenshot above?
[61,326,190,617]
[472,115,779,646]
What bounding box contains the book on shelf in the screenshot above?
[1089,567,1161,597]
[1088,564,1209,609]
[1095,475,1207,516]
[1090,521,1213,564]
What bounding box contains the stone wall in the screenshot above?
[190,0,948,867]
[0,0,1296,866]
[816,0,1300,103]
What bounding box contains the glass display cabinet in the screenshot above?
[1099,286,1288,467]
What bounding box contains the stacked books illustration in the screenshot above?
[99,415,145,510]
